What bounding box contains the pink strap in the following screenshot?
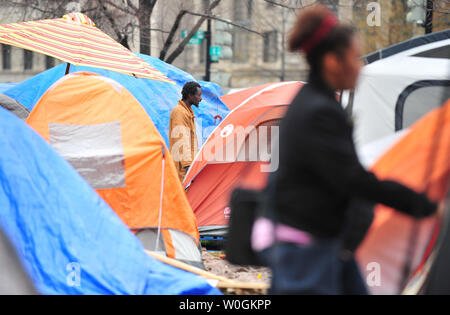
[251,218,314,252]
[301,14,339,54]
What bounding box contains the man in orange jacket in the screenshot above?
[169,82,202,183]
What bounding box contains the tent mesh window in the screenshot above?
[413,44,450,59]
[396,81,450,130]
[49,121,126,190]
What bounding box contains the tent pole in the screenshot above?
[65,63,71,75]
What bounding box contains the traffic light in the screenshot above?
[406,0,426,25]
[213,21,233,60]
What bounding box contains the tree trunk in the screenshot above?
[139,0,158,55]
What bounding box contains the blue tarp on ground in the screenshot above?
[0,106,220,295]
[3,55,229,146]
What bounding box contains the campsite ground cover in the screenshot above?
[203,252,271,284]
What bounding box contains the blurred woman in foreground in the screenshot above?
[252,6,437,295]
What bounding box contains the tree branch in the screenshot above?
[164,0,221,64]
[159,10,188,60]
[96,0,129,47]
[184,11,263,36]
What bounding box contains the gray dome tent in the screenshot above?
[0,93,29,120]
[0,228,37,294]
[342,29,450,149]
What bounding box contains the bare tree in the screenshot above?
[102,0,158,55]
[161,0,222,64]
[2,0,447,68]
[2,0,135,47]
[1,0,263,64]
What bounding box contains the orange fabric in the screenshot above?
[221,83,278,110]
[372,100,450,202]
[368,99,450,231]
[185,82,304,229]
[356,99,450,294]
[185,82,303,187]
[222,82,304,109]
[188,162,268,227]
[26,72,199,244]
[162,230,176,259]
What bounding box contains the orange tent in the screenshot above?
[184,82,304,236]
[221,83,277,110]
[26,72,202,267]
[357,99,450,294]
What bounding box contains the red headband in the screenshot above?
[301,14,339,54]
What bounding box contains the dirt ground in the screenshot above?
[202,251,271,284]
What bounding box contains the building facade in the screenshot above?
[154,0,356,90]
[0,0,354,87]
[1,0,448,89]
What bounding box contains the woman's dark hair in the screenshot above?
[182,81,201,100]
[288,5,356,74]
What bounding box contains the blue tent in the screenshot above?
[0,82,18,93]
[4,55,229,146]
[0,106,220,295]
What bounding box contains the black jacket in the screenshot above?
[274,74,435,239]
